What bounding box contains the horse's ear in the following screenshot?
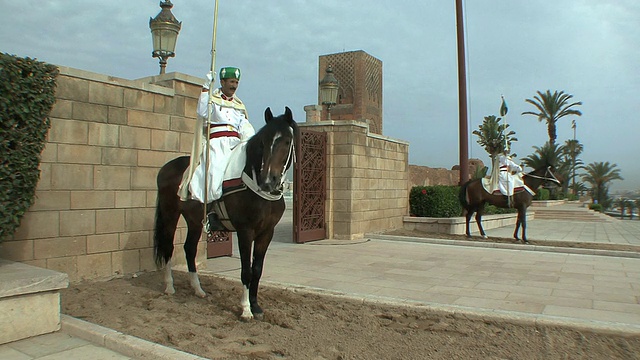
[264,107,273,123]
[284,106,296,125]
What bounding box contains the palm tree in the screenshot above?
[473,115,517,159]
[522,90,582,145]
[563,139,584,195]
[472,115,517,181]
[571,181,589,198]
[627,200,636,220]
[615,198,627,219]
[522,142,565,170]
[581,161,623,207]
[522,142,567,199]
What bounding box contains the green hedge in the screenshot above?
[410,185,462,217]
[0,54,58,241]
[411,185,517,218]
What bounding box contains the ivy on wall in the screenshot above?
[0,53,58,241]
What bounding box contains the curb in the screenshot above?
[61,315,207,360]
[367,233,640,259]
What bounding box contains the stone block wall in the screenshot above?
[409,159,485,187]
[299,121,409,240]
[0,67,205,281]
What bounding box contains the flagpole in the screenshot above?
[203,0,219,229]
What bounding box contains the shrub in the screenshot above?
[410,185,462,217]
[566,193,579,201]
[484,204,516,215]
[589,203,603,212]
[0,54,58,241]
[533,188,550,201]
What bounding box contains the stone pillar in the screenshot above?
[304,104,322,123]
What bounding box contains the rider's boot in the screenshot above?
[206,211,226,232]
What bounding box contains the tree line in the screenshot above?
[473,90,625,211]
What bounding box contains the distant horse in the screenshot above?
[459,164,561,243]
[153,107,297,320]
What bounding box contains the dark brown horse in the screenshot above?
[459,164,561,243]
[154,107,297,320]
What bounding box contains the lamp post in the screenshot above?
[319,65,339,121]
[149,1,182,75]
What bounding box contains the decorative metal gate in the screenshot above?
[293,129,327,243]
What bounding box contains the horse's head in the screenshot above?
[525,163,562,189]
[545,165,563,187]
[246,107,297,194]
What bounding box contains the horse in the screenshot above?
[153,107,297,321]
[459,164,561,243]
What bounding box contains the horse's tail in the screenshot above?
[153,157,188,268]
[459,180,471,209]
[153,193,172,268]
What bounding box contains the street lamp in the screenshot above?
[149,1,182,75]
[319,65,339,120]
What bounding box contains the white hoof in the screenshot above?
[194,288,206,298]
[164,285,175,295]
[482,235,488,239]
[240,309,254,321]
[189,272,206,298]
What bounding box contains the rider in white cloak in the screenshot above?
[496,153,524,195]
[483,149,526,198]
[178,67,255,204]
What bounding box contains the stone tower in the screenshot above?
[318,50,383,134]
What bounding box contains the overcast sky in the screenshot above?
[2,1,638,191]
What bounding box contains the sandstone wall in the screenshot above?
[0,67,204,281]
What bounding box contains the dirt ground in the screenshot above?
[62,269,640,360]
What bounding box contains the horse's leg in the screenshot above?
[237,229,255,320]
[513,208,525,243]
[247,230,274,321]
[521,208,528,244]
[475,206,487,238]
[154,188,180,295]
[163,259,175,295]
[184,214,206,298]
[464,209,474,237]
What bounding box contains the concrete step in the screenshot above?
[532,208,613,222]
[0,259,69,344]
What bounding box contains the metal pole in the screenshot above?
[572,120,576,195]
[455,0,469,185]
[203,0,219,226]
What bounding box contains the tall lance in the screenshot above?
[500,95,510,206]
[203,0,220,230]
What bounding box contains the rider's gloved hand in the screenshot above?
[203,71,215,90]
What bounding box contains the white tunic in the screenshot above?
[497,154,524,196]
[184,89,255,203]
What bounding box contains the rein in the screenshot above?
[523,166,561,185]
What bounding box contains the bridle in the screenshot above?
[523,166,561,185]
[249,126,296,199]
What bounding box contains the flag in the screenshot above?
[571,120,576,129]
[500,96,508,117]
